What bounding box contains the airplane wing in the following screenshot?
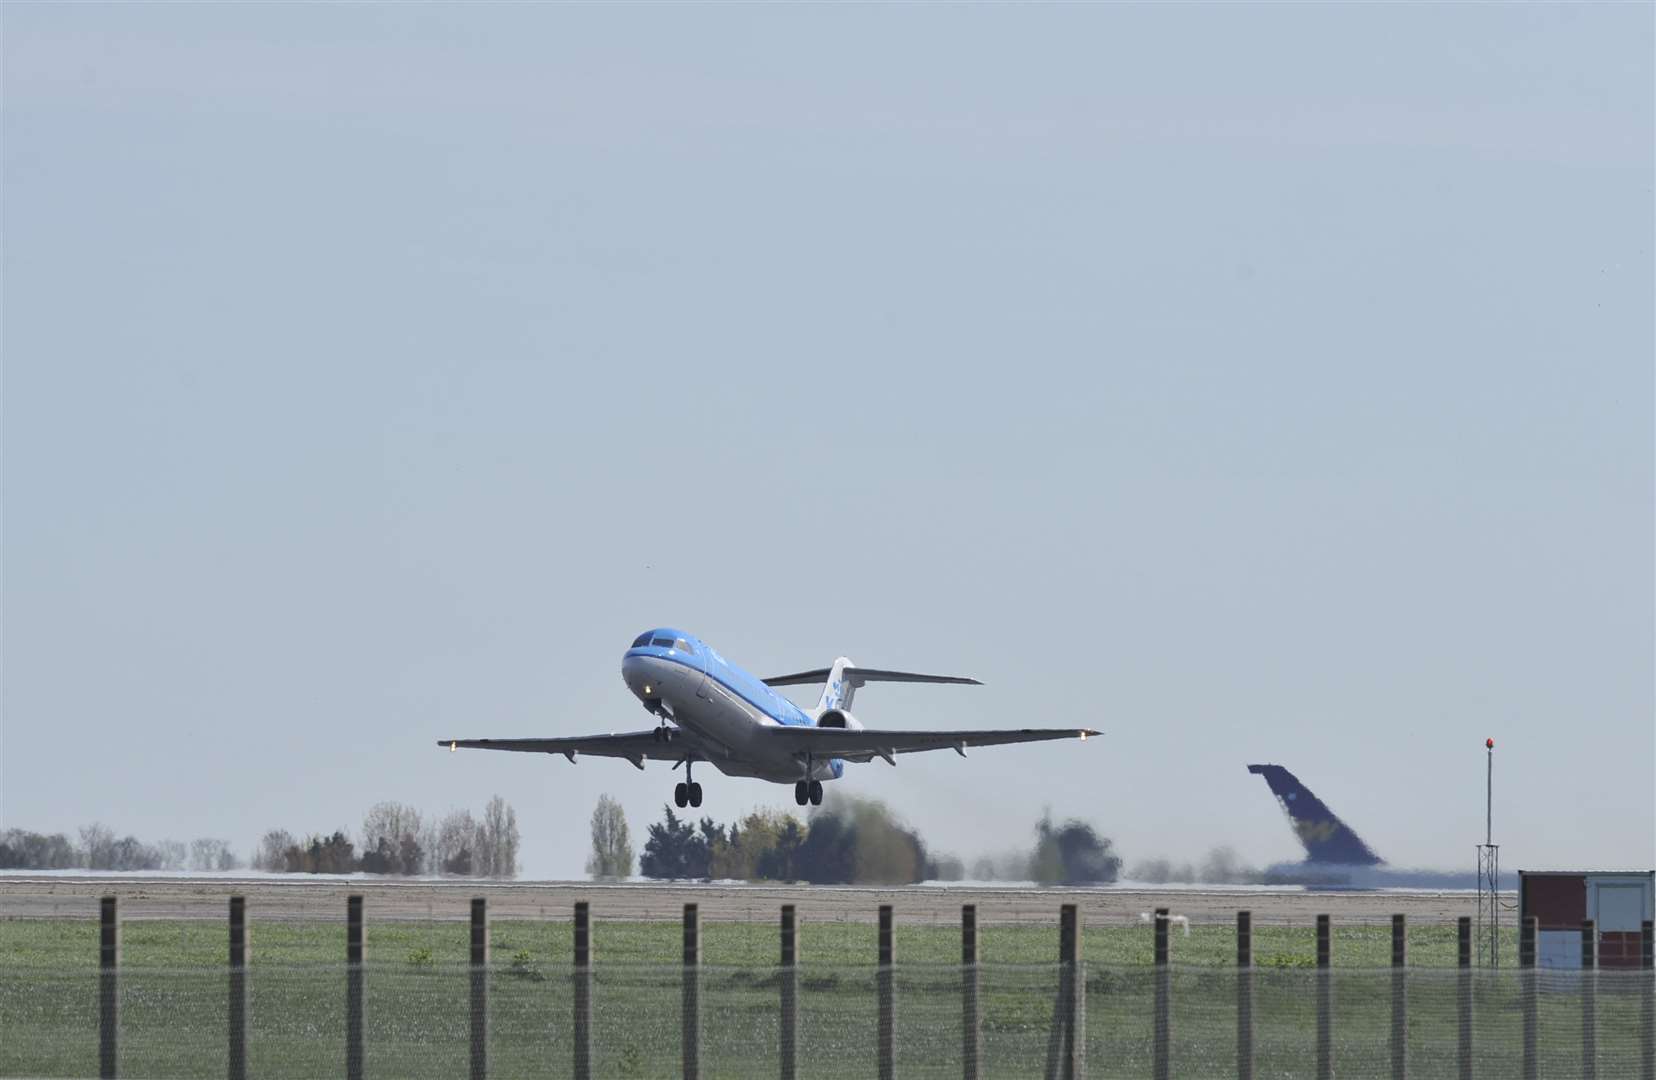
[437,732,684,769]
[762,668,981,688]
[764,725,1099,763]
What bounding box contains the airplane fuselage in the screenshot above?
[620,630,843,784]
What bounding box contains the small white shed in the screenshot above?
[1519,870,1654,969]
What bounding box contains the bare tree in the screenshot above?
[157,840,188,871]
[417,820,441,876]
[361,802,421,848]
[360,802,424,875]
[502,802,519,879]
[108,836,162,871]
[586,795,633,880]
[254,830,296,872]
[480,795,518,880]
[436,810,477,876]
[471,816,494,879]
[190,838,232,872]
[79,824,116,870]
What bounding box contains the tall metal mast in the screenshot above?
[1475,738,1500,967]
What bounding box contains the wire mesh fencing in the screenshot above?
[3,961,1654,1079]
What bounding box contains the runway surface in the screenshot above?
[0,875,1502,926]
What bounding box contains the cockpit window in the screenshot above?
[651,636,675,648]
[675,639,694,654]
[632,632,652,648]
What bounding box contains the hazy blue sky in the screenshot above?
[4,3,1651,879]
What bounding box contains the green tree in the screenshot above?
[639,807,709,879]
[586,794,635,879]
[1031,810,1120,885]
[754,815,804,881]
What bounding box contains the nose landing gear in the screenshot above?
[646,701,678,745]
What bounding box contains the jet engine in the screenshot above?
[815,709,863,731]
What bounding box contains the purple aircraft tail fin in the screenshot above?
[1248,764,1382,866]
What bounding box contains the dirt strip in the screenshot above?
[0,876,1504,926]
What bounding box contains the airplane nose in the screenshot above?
[622,654,647,693]
[622,653,664,698]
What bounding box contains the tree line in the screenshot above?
[1,795,523,879]
[1127,846,1263,885]
[0,825,239,872]
[587,795,1123,886]
[251,796,520,877]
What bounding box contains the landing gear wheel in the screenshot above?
[794,781,808,806]
[808,780,823,806]
[688,782,703,808]
[674,782,688,808]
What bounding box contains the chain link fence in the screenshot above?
[2,896,1653,1079]
[5,961,1655,1077]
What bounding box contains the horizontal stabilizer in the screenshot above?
[762,667,981,688]
[765,725,1098,762]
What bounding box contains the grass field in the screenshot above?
[0,915,1516,970]
[2,917,1648,1078]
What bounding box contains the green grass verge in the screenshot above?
[0,917,1516,970]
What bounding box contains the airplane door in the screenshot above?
[694,644,714,702]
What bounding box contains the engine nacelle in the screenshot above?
[815,709,864,731]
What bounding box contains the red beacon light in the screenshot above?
[1485,738,1494,749]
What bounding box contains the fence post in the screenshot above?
[1237,910,1252,1080]
[962,904,980,1080]
[1520,915,1537,1080]
[1152,908,1169,1080]
[1581,918,1596,1080]
[683,903,701,1080]
[1059,903,1084,1080]
[780,904,797,1080]
[878,904,895,1080]
[1391,914,1406,1080]
[347,895,364,1080]
[1457,916,1473,1080]
[574,901,592,1080]
[1316,914,1332,1080]
[1643,920,1654,1080]
[100,896,119,1080]
[470,898,488,1080]
[229,896,248,1080]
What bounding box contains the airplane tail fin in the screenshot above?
[1247,764,1383,865]
[818,658,858,712]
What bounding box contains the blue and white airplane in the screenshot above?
[440,628,1099,809]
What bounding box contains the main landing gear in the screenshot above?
[674,758,702,809]
[793,780,823,807]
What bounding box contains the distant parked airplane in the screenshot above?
[440,628,1097,809]
[1248,763,1480,889]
